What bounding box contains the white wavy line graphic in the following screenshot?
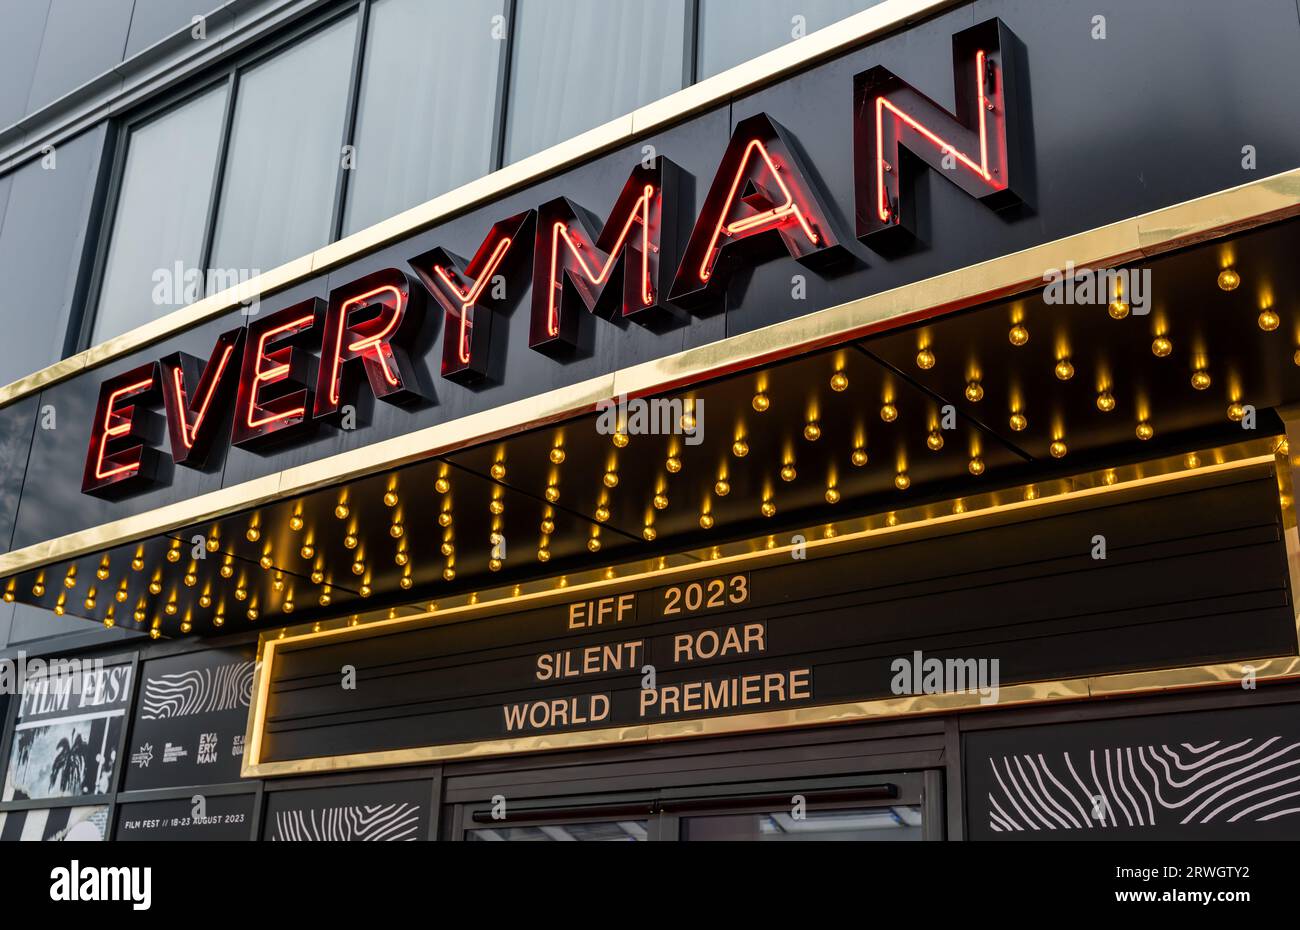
[272,802,421,841]
[140,661,255,719]
[985,736,1300,833]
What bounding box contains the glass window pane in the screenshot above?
[0,128,107,383]
[92,85,228,342]
[698,0,886,79]
[682,805,923,841]
[467,821,649,841]
[343,0,504,235]
[504,0,686,164]
[210,14,358,276]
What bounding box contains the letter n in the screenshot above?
[82,362,162,497]
[410,210,533,383]
[159,326,244,469]
[315,269,425,418]
[854,18,1023,245]
[530,157,685,356]
[669,113,847,312]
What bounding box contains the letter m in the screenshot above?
[529,157,684,356]
[854,18,1023,244]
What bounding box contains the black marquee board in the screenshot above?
[259,470,1297,764]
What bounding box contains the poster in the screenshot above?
[0,804,109,841]
[124,646,255,790]
[115,793,256,841]
[3,661,133,801]
[262,780,430,841]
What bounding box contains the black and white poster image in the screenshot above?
[2,662,133,801]
[115,793,256,841]
[263,780,430,841]
[124,646,256,791]
[967,703,1300,840]
[0,805,109,841]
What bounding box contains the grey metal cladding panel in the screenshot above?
[24,0,134,116]
[0,125,108,386]
[0,394,38,555]
[0,0,51,131]
[124,0,225,59]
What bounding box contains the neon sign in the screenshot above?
[82,19,1021,496]
[412,210,534,383]
[854,18,1020,243]
[315,268,424,418]
[230,300,324,447]
[531,158,683,354]
[159,327,244,468]
[82,363,162,498]
[670,114,847,310]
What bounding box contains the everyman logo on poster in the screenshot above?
[49,860,151,911]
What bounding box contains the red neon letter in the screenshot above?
[315,268,424,418]
[82,362,162,497]
[669,114,845,311]
[854,18,1021,243]
[410,210,533,383]
[231,298,324,447]
[530,158,681,355]
[159,327,244,468]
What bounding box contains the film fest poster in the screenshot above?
[2,660,133,802]
[123,645,256,791]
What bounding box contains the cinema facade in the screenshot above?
[2,0,1300,842]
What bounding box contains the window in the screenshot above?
[208,13,358,276]
[698,0,885,79]
[92,85,228,342]
[0,128,108,385]
[503,0,688,164]
[342,0,506,235]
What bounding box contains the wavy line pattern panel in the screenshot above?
[966,704,1300,839]
[124,646,256,791]
[263,782,431,841]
